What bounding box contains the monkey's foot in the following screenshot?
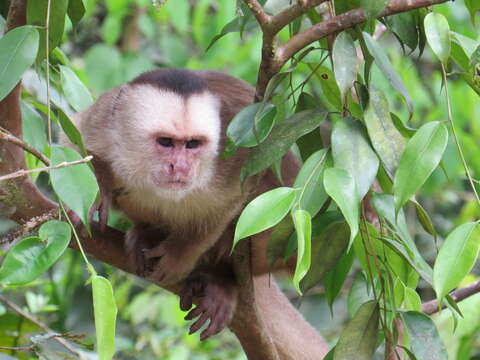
[179,271,238,340]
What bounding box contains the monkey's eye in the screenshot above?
[157,137,174,147]
[186,139,202,149]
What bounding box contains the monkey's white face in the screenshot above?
[110,85,221,200]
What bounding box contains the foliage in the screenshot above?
[0,0,479,359]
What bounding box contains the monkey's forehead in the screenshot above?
[130,69,208,98]
[119,84,221,141]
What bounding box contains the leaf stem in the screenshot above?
[441,65,480,205]
[59,202,96,276]
[45,0,52,144]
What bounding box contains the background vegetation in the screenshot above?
[0,0,479,359]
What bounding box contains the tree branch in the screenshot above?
[278,0,450,67]
[422,280,480,315]
[0,0,58,224]
[0,156,92,182]
[0,129,50,165]
[243,0,271,28]
[268,0,328,34]
[254,0,450,99]
[0,295,80,355]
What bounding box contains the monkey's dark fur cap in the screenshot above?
[130,68,208,97]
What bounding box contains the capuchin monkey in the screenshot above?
[65,69,301,340]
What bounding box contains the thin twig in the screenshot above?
[0,129,50,165]
[0,208,59,244]
[0,345,35,351]
[243,0,271,27]
[0,295,79,355]
[0,156,93,182]
[422,280,480,315]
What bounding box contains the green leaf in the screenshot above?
[334,300,379,360]
[372,194,433,283]
[227,103,276,147]
[333,32,358,100]
[294,149,331,217]
[262,70,292,105]
[363,32,413,115]
[57,109,89,158]
[0,26,39,101]
[325,249,355,308]
[394,122,448,213]
[332,117,379,199]
[465,0,480,24]
[101,15,123,45]
[424,13,451,65]
[433,222,480,301]
[385,11,419,52]
[92,275,117,360]
[470,44,480,74]
[241,110,327,181]
[404,287,422,311]
[299,213,349,293]
[360,0,388,19]
[67,0,86,32]
[316,66,342,110]
[323,168,359,248]
[21,101,47,153]
[0,221,71,285]
[50,146,99,227]
[292,209,312,293]
[412,199,436,238]
[402,311,448,360]
[84,44,122,93]
[347,272,373,317]
[27,0,68,61]
[364,88,406,176]
[59,65,94,112]
[233,187,297,246]
[206,17,241,51]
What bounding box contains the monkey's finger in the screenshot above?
[200,308,226,340]
[189,311,211,335]
[98,199,109,232]
[184,305,205,321]
[179,288,194,311]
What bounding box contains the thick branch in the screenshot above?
[422,280,480,315]
[278,0,450,66]
[243,0,271,28]
[0,0,58,223]
[268,0,328,34]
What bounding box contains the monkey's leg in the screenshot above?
[179,264,238,340]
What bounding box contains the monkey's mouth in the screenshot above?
[152,173,190,189]
[167,180,187,186]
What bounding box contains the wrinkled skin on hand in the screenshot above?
[180,268,238,340]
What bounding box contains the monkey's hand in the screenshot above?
[180,270,238,340]
[142,241,198,285]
